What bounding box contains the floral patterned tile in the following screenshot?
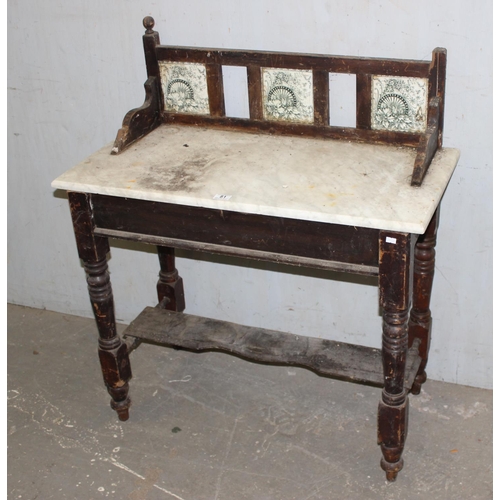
[261,68,314,123]
[160,62,210,115]
[371,76,428,133]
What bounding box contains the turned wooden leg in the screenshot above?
[69,192,132,421]
[157,246,185,312]
[85,257,132,421]
[409,208,439,395]
[378,308,409,481]
[378,231,413,481]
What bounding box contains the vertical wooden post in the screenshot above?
[247,65,263,120]
[313,70,330,126]
[157,246,186,312]
[111,17,162,154]
[356,73,372,130]
[378,231,412,481]
[409,207,439,394]
[206,62,226,117]
[68,192,132,421]
[143,16,160,79]
[429,48,447,147]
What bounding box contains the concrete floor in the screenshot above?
[8,304,492,499]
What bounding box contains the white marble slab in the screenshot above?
[52,125,459,234]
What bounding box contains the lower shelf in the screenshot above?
[123,307,421,390]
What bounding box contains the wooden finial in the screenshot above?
[143,16,155,34]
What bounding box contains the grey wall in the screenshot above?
[8,1,492,388]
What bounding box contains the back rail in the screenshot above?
[155,44,435,145]
[113,17,446,186]
[155,45,431,77]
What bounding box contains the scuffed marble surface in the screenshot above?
[52,125,459,234]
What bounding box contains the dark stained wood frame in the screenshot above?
[90,194,381,274]
[66,16,449,482]
[67,188,441,481]
[112,17,447,187]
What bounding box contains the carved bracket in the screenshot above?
[111,76,162,155]
[411,96,441,186]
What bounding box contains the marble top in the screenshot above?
[52,125,459,234]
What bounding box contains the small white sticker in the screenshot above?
[213,194,232,201]
[385,236,397,244]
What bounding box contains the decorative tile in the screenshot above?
[371,76,428,133]
[262,68,314,123]
[160,62,210,115]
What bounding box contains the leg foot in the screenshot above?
[410,371,427,395]
[381,457,404,481]
[378,395,409,482]
[109,383,131,421]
